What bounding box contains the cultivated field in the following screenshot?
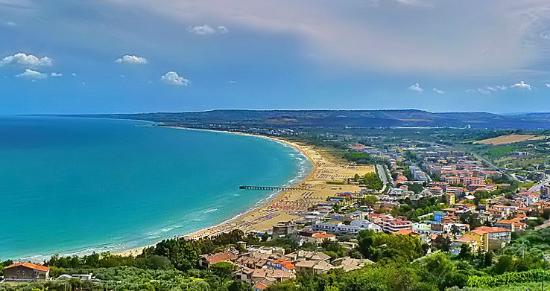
[475,134,545,145]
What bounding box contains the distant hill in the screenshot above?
[90,110,550,130]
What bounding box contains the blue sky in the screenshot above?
[1,0,550,114]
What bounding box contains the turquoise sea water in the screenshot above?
[0,117,310,260]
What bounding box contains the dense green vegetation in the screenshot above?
[267,228,550,291]
[3,226,550,290]
[351,172,384,191]
[0,230,257,290]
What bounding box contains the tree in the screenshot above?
[228,280,253,291]
[483,251,494,268]
[408,183,424,194]
[361,195,378,207]
[357,230,423,262]
[416,252,463,290]
[432,235,451,252]
[364,173,383,191]
[458,244,472,260]
[210,262,236,278]
[450,225,461,238]
[493,255,514,274]
[147,239,200,271]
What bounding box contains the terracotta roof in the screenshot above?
[312,232,336,239]
[471,226,510,235]
[255,282,269,290]
[5,262,49,272]
[272,258,295,270]
[396,229,414,235]
[203,251,237,265]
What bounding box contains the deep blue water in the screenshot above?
[0,117,310,260]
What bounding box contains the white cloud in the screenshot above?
[408,83,423,93]
[16,69,47,80]
[187,24,228,35]
[5,21,16,27]
[161,71,190,86]
[50,72,63,77]
[467,85,508,95]
[545,83,550,88]
[115,54,148,64]
[511,80,532,90]
[1,53,53,67]
[432,88,445,94]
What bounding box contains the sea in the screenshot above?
[0,117,311,260]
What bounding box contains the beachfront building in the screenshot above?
[3,262,50,281]
[272,221,298,238]
[312,219,381,235]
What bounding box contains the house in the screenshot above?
[200,251,237,268]
[294,260,334,274]
[332,257,373,272]
[495,218,527,232]
[451,233,480,255]
[3,262,50,281]
[266,258,295,272]
[470,226,512,252]
[251,269,294,284]
[309,232,337,244]
[58,273,93,281]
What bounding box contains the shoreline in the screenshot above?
[117,126,374,257]
[115,127,317,257]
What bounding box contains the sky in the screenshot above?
[2,0,550,114]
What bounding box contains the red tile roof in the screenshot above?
[312,232,336,239]
[5,262,49,272]
[203,251,237,265]
[472,226,510,235]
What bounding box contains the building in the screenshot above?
[495,218,527,232]
[312,220,381,235]
[200,251,237,268]
[272,221,298,238]
[294,260,334,275]
[470,226,512,252]
[3,262,50,281]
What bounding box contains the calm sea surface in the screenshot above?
[0,117,310,260]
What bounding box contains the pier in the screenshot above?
[239,185,306,191]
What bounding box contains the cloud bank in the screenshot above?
[107,0,550,75]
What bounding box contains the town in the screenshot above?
[2,127,550,291]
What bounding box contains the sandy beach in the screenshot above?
[117,131,373,256]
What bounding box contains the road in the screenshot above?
[470,151,519,182]
[529,174,550,193]
[376,164,392,193]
